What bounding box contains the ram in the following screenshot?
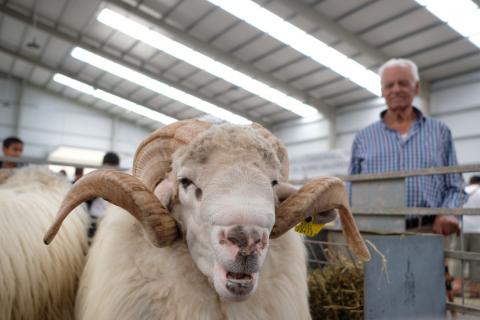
[45,119,370,320]
[0,166,88,320]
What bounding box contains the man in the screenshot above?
[87,151,120,241]
[349,58,466,236]
[1,136,24,168]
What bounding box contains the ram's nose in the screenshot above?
[218,225,269,257]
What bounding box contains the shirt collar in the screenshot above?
[380,106,426,126]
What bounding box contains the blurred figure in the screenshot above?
[73,167,84,183]
[58,169,67,177]
[101,151,120,168]
[87,151,120,241]
[349,58,466,235]
[349,59,467,309]
[462,176,480,297]
[1,136,24,168]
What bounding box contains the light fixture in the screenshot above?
[416,0,480,48]
[48,146,107,167]
[53,73,177,125]
[206,0,381,96]
[97,8,320,118]
[70,47,251,125]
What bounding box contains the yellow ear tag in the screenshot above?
[294,219,325,237]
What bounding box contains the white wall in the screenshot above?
[430,72,480,165]
[272,70,480,179]
[0,77,151,168]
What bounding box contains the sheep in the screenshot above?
[0,166,89,320]
[45,119,370,320]
[0,168,14,184]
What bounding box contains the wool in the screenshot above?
[0,166,89,320]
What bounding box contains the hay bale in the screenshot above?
[308,252,364,320]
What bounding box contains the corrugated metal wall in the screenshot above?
[0,77,150,167]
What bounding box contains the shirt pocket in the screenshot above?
[419,138,441,168]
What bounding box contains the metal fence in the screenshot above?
[301,163,480,318]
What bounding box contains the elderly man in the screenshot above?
[1,136,24,168]
[348,58,466,236]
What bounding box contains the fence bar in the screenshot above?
[444,250,480,261]
[446,302,480,316]
[351,207,480,216]
[344,164,480,181]
[289,163,480,185]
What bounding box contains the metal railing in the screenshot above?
[0,155,128,171]
[300,163,480,317]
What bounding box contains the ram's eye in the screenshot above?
[179,177,193,189]
[271,180,278,187]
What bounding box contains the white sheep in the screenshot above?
[45,120,370,320]
[0,166,89,320]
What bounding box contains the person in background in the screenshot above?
[73,167,84,184]
[349,58,467,235]
[1,136,24,168]
[87,151,120,241]
[101,151,120,168]
[456,175,480,297]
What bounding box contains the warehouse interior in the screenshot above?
[1,0,480,319]
[1,0,479,176]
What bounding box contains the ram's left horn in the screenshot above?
[271,177,371,261]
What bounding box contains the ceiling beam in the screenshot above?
[0,50,158,131]
[107,0,333,116]
[0,3,266,126]
[273,0,436,111]
[273,0,389,66]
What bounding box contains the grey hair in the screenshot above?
[378,58,419,82]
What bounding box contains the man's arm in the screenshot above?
[347,135,363,206]
[348,135,362,176]
[440,128,467,209]
[433,127,467,236]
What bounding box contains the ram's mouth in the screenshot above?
[213,263,259,301]
[225,271,255,295]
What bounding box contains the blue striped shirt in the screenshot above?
[349,107,467,209]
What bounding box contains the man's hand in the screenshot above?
[432,215,460,236]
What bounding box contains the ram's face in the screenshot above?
[46,121,371,304]
[161,130,281,301]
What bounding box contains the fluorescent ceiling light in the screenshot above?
[205,0,381,96]
[53,73,177,125]
[470,33,480,48]
[70,47,251,125]
[97,8,319,118]
[48,146,106,167]
[416,0,480,47]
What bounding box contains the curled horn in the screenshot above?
[45,119,212,247]
[133,119,212,191]
[44,170,177,247]
[271,177,371,261]
[249,125,370,261]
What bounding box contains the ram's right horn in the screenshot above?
[44,170,178,248]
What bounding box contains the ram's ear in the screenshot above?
[275,182,338,224]
[275,182,299,202]
[154,174,177,210]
